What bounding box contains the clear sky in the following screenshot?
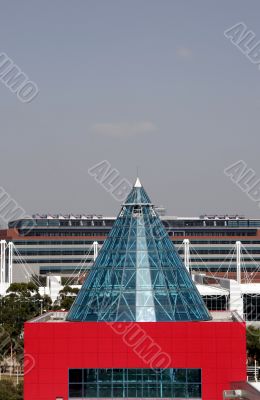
[0,1,260,218]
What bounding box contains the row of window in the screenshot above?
[191,266,257,271]
[13,239,260,245]
[20,231,107,237]
[165,220,260,227]
[192,258,260,262]
[16,250,94,256]
[172,231,255,237]
[179,249,260,255]
[176,240,260,244]
[13,259,93,264]
[69,368,201,399]
[13,262,259,271]
[69,383,200,398]
[11,220,114,228]
[41,268,85,273]
[244,295,260,321]
[19,227,256,236]
[14,249,260,257]
[203,295,228,311]
[12,218,260,229]
[14,241,101,245]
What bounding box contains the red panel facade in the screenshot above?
[24,321,246,400]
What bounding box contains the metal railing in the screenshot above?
[247,365,260,382]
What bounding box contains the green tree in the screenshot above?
[0,282,52,363]
[0,380,22,400]
[59,286,79,310]
[247,326,260,361]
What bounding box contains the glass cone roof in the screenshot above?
[67,179,212,322]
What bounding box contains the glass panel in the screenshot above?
[136,385,143,397]
[127,369,137,382]
[98,369,112,382]
[162,384,172,397]
[113,369,124,382]
[99,384,111,397]
[83,384,96,397]
[187,384,201,397]
[174,384,187,397]
[127,384,137,397]
[84,368,97,383]
[69,383,83,397]
[69,369,83,383]
[175,369,187,382]
[113,384,124,397]
[161,368,172,382]
[148,384,159,397]
[187,369,201,383]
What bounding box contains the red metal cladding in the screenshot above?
[24,321,247,400]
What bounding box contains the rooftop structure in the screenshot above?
[67,179,211,322]
[29,309,242,323]
[9,213,249,222]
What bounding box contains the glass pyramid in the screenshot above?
[67,178,211,322]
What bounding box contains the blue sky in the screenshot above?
[1,1,260,217]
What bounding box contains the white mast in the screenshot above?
[93,241,99,261]
[0,240,6,284]
[183,239,190,273]
[236,241,241,285]
[8,242,13,285]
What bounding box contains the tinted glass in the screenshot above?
[68,368,201,398]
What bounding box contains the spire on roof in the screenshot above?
[134,177,142,188]
[124,179,151,205]
[67,180,212,323]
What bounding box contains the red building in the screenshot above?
[24,316,246,400]
[24,179,247,399]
